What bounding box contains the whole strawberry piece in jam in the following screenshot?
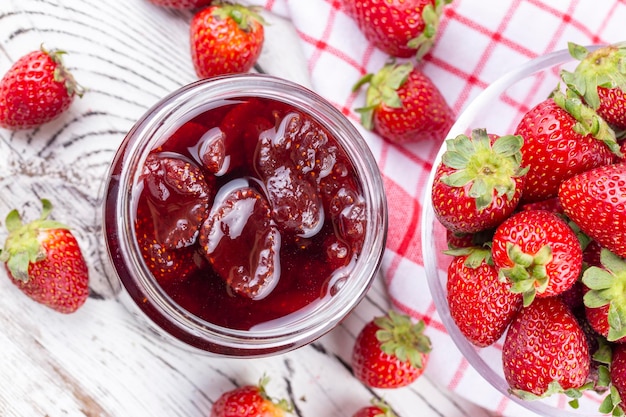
[141,153,213,249]
[211,376,292,417]
[0,46,84,130]
[432,129,527,234]
[353,61,454,144]
[352,399,397,417]
[559,162,626,258]
[502,297,590,400]
[190,3,265,78]
[514,95,618,203]
[0,199,89,313]
[562,42,626,130]
[492,209,582,306]
[446,245,522,347]
[581,248,626,343]
[351,310,431,388]
[135,201,201,286]
[342,0,451,59]
[319,157,367,253]
[199,185,281,300]
[147,0,211,9]
[255,112,324,237]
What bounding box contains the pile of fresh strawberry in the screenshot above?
[431,41,626,413]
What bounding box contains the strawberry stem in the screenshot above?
[374,310,431,369]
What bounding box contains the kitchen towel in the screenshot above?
[241,1,626,416]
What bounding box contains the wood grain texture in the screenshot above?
[0,1,495,416]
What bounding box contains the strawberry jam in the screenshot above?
[133,97,367,330]
[103,75,387,355]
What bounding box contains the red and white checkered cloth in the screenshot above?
[242,1,626,415]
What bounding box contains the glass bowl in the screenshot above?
[102,74,388,357]
[422,46,608,416]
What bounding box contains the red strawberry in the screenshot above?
[0,46,83,130]
[211,376,292,417]
[502,297,590,398]
[199,185,281,300]
[135,201,201,286]
[342,0,451,59]
[351,310,431,388]
[562,42,626,130]
[446,245,523,347]
[581,248,626,343]
[352,399,397,417]
[147,0,211,9]
[514,95,617,203]
[141,152,213,249]
[353,61,454,144]
[190,3,265,79]
[431,129,527,234]
[558,162,626,258]
[491,209,582,306]
[0,199,89,313]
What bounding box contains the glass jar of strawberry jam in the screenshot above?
[102,74,387,356]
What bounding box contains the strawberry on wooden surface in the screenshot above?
[0,199,89,314]
[0,45,83,130]
[562,42,626,130]
[190,3,265,79]
[502,297,591,402]
[431,129,527,234]
[559,162,626,259]
[210,376,292,417]
[353,61,454,144]
[514,95,617,203]
[491,209,582,306]
[352,399,398,417]
[342,0,452,59]
[351,310,431,388]
[446,245,522,347]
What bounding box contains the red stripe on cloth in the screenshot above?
[394,297,448,334]
[496,396,512,415]
[295,28,370,75]
[447,356,470,391]
[381,176,424,264]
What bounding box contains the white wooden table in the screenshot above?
[0,1,496,416]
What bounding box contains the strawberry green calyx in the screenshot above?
[444,245,493,268]
[0,199,69,282]
[369,398,398,417]
[212,2,266,32]
[256,374,293,414]
[583,249,626,342]
[562,42,626,110]
[407,0,453,60]
[511,380,596,409]
[599,385,624,416]
[353,62,412,130]
[499,242,553,307]
[440,128,528,211]
[374,310,431,369]
[552,88,622,157]
[41,45,85,98]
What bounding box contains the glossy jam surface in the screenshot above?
[134,97,367,330]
